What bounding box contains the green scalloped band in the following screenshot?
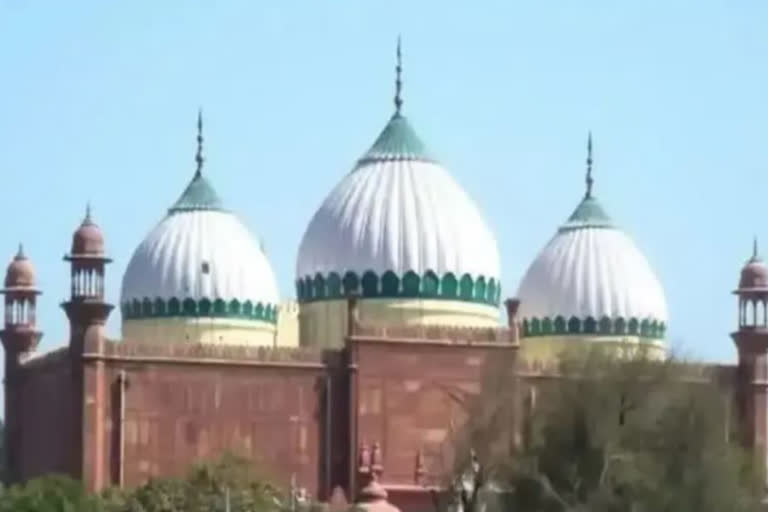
[521,315,666,340]
[296,270,501,306]
[121,297,278,324]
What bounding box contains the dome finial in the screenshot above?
[394,36,403,115]
[753,236,761,261]
[16,243,24,260]
[85,202,92,223]
[195,108,204,178]
[585,131,594,199]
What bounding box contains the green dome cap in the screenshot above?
[559,133,615,231]
[358,113,434,164]
[169,172,224,213]
[168,110,226,214]
[559,195,614,231]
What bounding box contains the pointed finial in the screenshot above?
[585,131,594,199]
[84,202,92,224]
[753,236,760,261]
[394,36,403,115]
[16,243,25,260]
[195,109,204,178]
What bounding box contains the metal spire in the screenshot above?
[195,109,204,178]
[84,202,92,224]
[585,131,594,199]
[394,36,403,115]
[16,243,24,260]
[753,236,760,261]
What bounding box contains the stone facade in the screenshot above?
[1,219,767,512]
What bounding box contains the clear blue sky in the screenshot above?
[1,1,767,366]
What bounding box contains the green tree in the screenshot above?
[103,453,287,512]
[0,453,294,512]
[0,474,104,512]
[452,348,765,512]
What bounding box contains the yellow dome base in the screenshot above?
[519,334,666,364]
[298,298,500,348]
[122,317,277,346]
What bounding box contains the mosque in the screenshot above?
[1,45,765,511]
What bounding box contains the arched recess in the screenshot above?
[746,300,755,327]
[381,271,399,296]
[487,279,497,304]
[141,298,152,317]
[313,274,326,300]
[361,271,379,297]
[440,273,458,299]
[475,277,486,302]
[168,297,181,315]
[640,319,650,337]
[154,298,165,316]
[567,316,581,334]
[599,316,611,334]
[422,271,439,298]
[182,298,197,315]
[554,316,566,334]
[584,317,597,334]
[459,274,473,301]
[402,271,420,297]
[327,273,342,298]
[342,272,359,296]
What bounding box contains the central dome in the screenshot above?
[121,117,279,346]
[295,45,500,345]
[296,112,500,306]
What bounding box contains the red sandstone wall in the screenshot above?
[17,349,75,480]
[97,359,326,495]
[350,339,516,487]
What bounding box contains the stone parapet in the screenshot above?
[83,338,327,365]
[350,324,515,345]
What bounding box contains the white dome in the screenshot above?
[296,113,501,305]
[517,195,668,339]
[121,172,279,323]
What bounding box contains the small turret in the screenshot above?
[66,204,110,301]
[1,244,42,357]
[1,245,43,485]
[355,440,400,512]
[62,206,113,352]
[732,239,768,484]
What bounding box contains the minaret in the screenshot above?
[62,204,113,352]
[0,245,42,484]
[61,206,113,489]
[731,238,768,480]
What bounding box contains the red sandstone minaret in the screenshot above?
[0,245,42,484]
[732,239,768,478]
[61,205,113,351]
[61,206,113,488]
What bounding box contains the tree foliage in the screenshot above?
[451,348,765,512]
[0,453,309,512]
[0,474,104,512]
